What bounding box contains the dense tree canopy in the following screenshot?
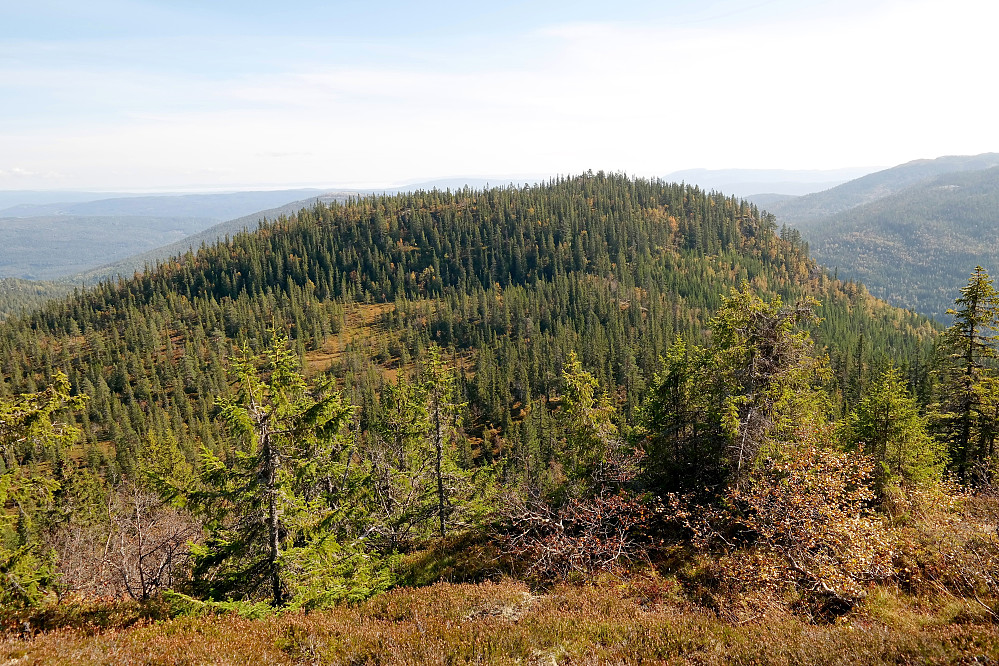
[0,173,950,608]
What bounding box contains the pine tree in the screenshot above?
[934,266,999,483]
[190,333,358,605]
[843,364,944,490]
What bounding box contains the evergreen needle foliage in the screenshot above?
[189,332,386,606]
[0,373,85,606]
[932,266,999,483]
[1,172,983,629]
[843,364,944,490]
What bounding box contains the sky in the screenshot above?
[1,0,997,191]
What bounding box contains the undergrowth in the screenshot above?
[3,488,998,664]
[2,580,997,665]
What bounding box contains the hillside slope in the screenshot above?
[767,153,999,226]
[803,166,999,318]
[5,580,998,665]
[73,191,358,283]
[0,174,934,482]
[0,277,75,320]
[0,214,220,280]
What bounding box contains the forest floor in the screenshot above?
[2,578,997,665]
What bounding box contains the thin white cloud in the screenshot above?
[0,168,36,177]
[1,0,996,189]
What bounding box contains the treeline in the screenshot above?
[0,172,961,614]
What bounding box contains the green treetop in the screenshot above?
[843,364,944,490]
[190,333,369,606]
[934,266,999,483]
[0,373,85,606]
[642,286,829,493]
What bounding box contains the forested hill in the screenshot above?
[0,173,933,479]
[0,278,75,321]
[798,166,999,319]
[763,153,999,225]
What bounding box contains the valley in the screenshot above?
[762,153,999,319]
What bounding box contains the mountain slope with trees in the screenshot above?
[0,278,75,321]
[0,173,933,474]
[6,173,998,660]
[800,166,999,318]
[761,152,999,225]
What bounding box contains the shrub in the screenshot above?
[670,445,894,615]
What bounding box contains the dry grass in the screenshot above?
[303,301,474,385]
[3,579,997,665]
[304,302,396,377]
[6,475,999,664]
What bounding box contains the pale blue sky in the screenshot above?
[2,0,996,190]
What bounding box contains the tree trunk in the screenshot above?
[433,397,447,539]
[263,430,283,605]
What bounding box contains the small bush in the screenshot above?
[669,446,894,616]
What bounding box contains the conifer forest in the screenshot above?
[2,173,999,664]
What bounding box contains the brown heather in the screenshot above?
[2,579,997,665]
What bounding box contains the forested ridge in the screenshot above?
[760,154,999,319]
[802,166,999,318]
[0,278,75,321]
[2,172,932,452]
[3,172,999,664]
[766,152,999,225]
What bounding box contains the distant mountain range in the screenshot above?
[762,153,999,319]
[74,191,359,284]
[0,189,345,281]
[0,189,327,219]
[758,153,999,226]
[0,190,142,210]
[664,167,878,198]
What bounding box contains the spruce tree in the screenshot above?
[424,345,463,538]
[843,364,944,490]
[190,333,357,605]
[0,373,85,606]
[934,266,999,482]
[641,287,828,492]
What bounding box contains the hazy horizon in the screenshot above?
[0,166,886,198]
[3,0,997,191]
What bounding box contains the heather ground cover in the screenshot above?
[2,580,997,665]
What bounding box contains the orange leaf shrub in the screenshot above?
[671,446,894,614]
